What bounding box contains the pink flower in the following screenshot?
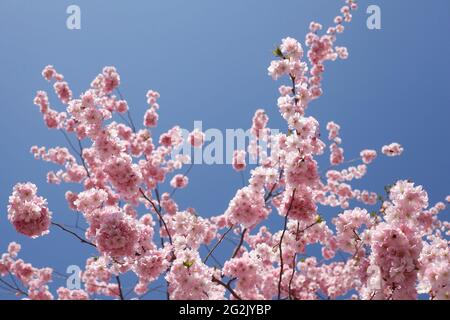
[326,121,341,141]
[53,81,72,104]
[330,143,344,165]
[33,91,50,113]
[382,143,404,157]
[280,37,303,59]
[0,242,54,299]
[74,188,108,213]
[225,187,270,229]
[360,149,377,164]
[42,65,57,81]
[134,249,168,285]
[335,46,349,59]
[101,66,120,94]
[170,174,189,189]
[232,150,247,172]
[368,223,422,300]
[95,208,140,257]
[166,248,224,300]
[7,183,52,238]
[104,154,142,199]
[57,288,89,300]
[144,108,159,127]
[279,187,317,223]
[188,129,205,147]
[159,126,183,148]
[146,90,160,106]
[268,60,290,80]
[3,0,446,301]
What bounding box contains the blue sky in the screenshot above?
[0,0,449,299]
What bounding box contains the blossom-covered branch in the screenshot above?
[2,0,449,300]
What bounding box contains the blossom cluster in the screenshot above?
[2,0,448,300]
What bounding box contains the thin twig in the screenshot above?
[60,130,91,178]
[231,228,247,259]
[204,226,234,264]
[51,222,96,248]
[203,244,223,268]
[77,139,91,178]
[264,167,283,203]
[116,88,136,133]
[0,278,28,297]
[116,275,124,300]
[170,163,194,198]
[288,253,297,300]
[278,188,296,300]
[153,187,166,248]
[212,276,242,300]
[139,188,172,245]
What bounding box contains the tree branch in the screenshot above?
[231,228,247,259]
[278,188,296,300]
[212,276,242,300]
[116,275,124,300]
[139,188,173,245]
[51,222,96,248]
[204,225,234,264]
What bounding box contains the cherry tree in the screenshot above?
[2,0,449,300]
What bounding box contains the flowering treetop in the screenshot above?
[2,0,449,300]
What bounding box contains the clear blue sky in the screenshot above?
[0,0,449,299]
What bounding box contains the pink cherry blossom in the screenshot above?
[382,143,404,157]
[188,128,205,147]
[7,183,52,238]
[232,150,247,172]
[95,208,140,257]
[360,149,377,164]
[2,0,448,301]
[170,174,189,189]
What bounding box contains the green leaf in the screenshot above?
[183,260,195,268]
[272,47,284,58]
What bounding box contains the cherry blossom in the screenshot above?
[2,0,448,301]
[7,183,52,238]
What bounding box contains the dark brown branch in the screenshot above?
[116,275,124,300]
[154,187,166,248]
[264,166,283,203]
[59,130,91,178]
[203,244,223,268]
[116,88,136,133]
[231,228,247,259]
[170,163,194,198]
[288,253,297,300]
[0,278,28,297]
[278,188,296,300]
[212,276,242,300]
[290,74,299,105]
[204,225,234,264]
[139,188,173,245]
[51,222,96,248]
[77,139,91,178]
